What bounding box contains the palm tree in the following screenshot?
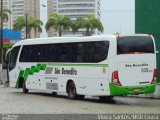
[28,17,43,37]
[84,14,104,36]
[45,13,72,37]
[13,16,43,38]
[71,17,85,34]
[0,9,11,22]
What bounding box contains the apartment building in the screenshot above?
[1,0,101,37]
[10,0,40,38]
[53,0,101,36]
[58,0,100,20]
[0,0,10,28]
[0,0,49,38]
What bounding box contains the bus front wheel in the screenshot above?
[67,82,78,100]
[22,81,29,94]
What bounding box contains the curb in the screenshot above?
[0,85,4,88]
[0,84,9,88]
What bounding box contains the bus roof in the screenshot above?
[12,34,152,48]
[12,35,115,47]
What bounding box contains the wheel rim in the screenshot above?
[69,84,76,98]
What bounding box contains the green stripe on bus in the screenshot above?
[35,64,41,72]
[15,70,24,88]
[47,63,108,67]
[41,64,47,70]
[29,66,36,75]
[15,63,106,88]
[109,83,156,96]
[15,64,47,88]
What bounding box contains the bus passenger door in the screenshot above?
[9,46,20,87]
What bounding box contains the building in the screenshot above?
[56,0,101,36]
[11,0,40,38]
[0,0,10,28]
[58,0,100,20]
[3,28,22,44]
[0,0,51,38]
[1,0,101,37]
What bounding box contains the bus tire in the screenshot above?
[99,96,113,101]
[22,81,28,94]
[67,82,78,100]
[77,95,85,100]
[52,92,57,96]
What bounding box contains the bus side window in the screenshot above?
[76,43,84,62]
[72,43,77,62]
[94,42,101,62]
[9,46,20,71]
[51,44,58,62]
[60,44,67,62]
[45,44,51,62]
[34,45,45,62]
[33,45,38,62]
[66,44,73,62]
[28,46,34,62]
[85,42,94,62]
[20,46,34,62]
[94,41,109,62]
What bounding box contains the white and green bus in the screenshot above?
[7,35,157,100]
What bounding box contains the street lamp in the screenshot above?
[25,4,46,39]
[25,13,28,39]
[0,0,3,83]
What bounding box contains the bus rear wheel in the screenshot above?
[22,81,29,94]
[52,92,57,96]
[67,82,78,100]
[77,95,85,100]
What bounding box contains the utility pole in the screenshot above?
[0,0,3,84]
[25,13,28,39]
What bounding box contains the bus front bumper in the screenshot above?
[109,83,156,96]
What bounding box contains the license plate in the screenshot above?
[134,88,141,92]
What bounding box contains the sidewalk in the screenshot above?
[0,85,8,88]
[0,84,4,88]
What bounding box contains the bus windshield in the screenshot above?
[117,36,154,55]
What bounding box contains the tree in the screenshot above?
[45,13,72,37]
[28,17,43,37]
[84,14,104,36]
[13,16,43,38]
[0,9,11,22]
[71,17,85,34]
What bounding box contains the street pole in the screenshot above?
[25,13,28,39]
[0,0,3,84]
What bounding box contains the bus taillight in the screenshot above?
[112,70,122,86]
[151,69,156,84]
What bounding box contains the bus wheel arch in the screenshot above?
[66,80,78,99]
[19,77,24,88]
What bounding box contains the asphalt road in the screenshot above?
[0,87,160,115]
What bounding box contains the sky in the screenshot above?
[40,0,135,36]
[101,0,135,34]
